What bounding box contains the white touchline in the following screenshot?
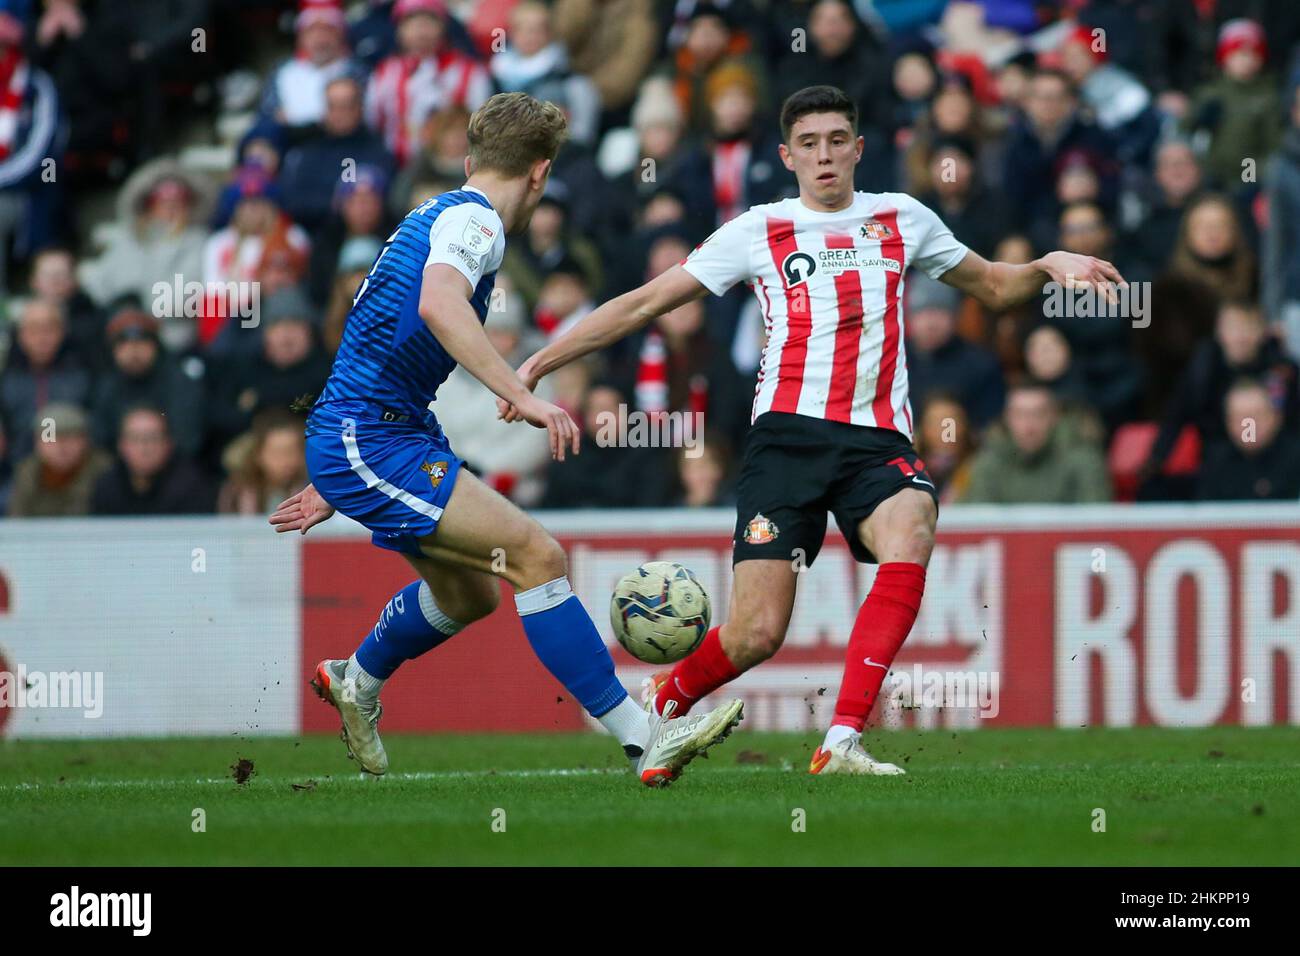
[0,765,789,793]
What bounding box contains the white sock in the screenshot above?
[823,724,858,749]
[344,655,385,701]
[598,695,652,752]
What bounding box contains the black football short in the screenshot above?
[732,411,939,567]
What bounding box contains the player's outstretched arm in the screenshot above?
[421,263,581,459]
[939,248,1126,311]
[499,264,709,422]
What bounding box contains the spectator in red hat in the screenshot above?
[260,0,363,130]
[1183,18,1281,195]
[1060,23,1159,166]
[365,0,491,166]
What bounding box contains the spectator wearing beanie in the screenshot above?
[305,163,393,307]
[210,118,290,229]
[671,60,789,232]
[201,163,311,349]
[207,287,330,451]
[7,402,111,517]
[365,0,491,167]
[260,0,363,131]
[91,308,206,460]
[323,235,383,354]
[1183,19,1281,196]
[593,76,689,247]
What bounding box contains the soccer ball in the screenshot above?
[609,561,711,664]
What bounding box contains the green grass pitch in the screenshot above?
[2,727,1297,866]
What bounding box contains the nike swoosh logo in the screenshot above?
[863,657,889,671]
[911,477,935,489]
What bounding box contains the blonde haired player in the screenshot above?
[505,85,1124,775]
[271,92,743,785]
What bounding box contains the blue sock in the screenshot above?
[515,577,628,717]
[354,581,461,679]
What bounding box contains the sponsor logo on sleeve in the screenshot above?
[448,243,483,273]
[463,215,495,253]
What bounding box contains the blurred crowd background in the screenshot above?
[2,0,1300,518]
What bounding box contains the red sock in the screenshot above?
[654,626,741,716]
[832,562,926,732]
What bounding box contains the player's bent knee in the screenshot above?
[511,528,569,591]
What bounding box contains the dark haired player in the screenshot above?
[506,85,1124,775]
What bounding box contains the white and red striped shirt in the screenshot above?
[681,192,967,439]
[365,48,491,166]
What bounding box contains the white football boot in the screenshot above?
[311,659,388,776]
[637,697,744,786]
[809,734,905,776]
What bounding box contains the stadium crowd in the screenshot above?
[2,0,1300,517]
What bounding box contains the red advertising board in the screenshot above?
[301,506,1300,733]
